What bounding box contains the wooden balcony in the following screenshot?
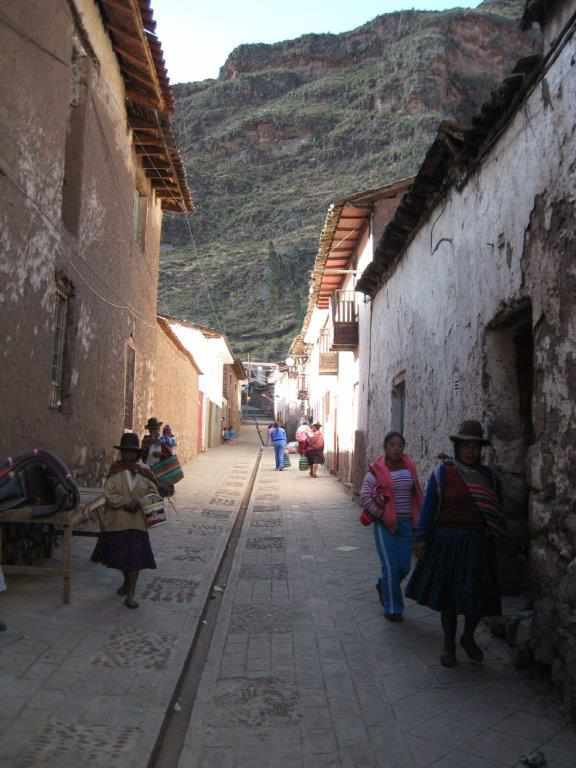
[331,291,359,351]
[319,351,338,375]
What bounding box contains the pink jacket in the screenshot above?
[360,455,423,531]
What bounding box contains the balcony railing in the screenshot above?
[331,290,359,351]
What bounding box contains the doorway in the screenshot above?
[484,299,534,594]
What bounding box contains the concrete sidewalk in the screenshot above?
[0,429,261,767]
[179,452,574,768]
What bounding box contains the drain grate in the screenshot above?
[141,577,199,604]
[246,537,285,551]
[20,721,140,767]
[92,627,177,671]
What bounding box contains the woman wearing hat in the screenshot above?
[142,417,164,468]
[305,423,325,478]
[406,420,504,667]
[91,433,159,609]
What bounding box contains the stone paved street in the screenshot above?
[0,430,260,768]
[178,436,575,768]
[1,426,575,768]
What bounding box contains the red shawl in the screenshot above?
[369,454,423,531]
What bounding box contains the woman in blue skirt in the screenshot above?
[406,420,504,667]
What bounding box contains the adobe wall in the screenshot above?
[367,31,576,710]
[0,1,163,483]
[152,326,199,466]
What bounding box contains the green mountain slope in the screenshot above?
[159,0,536,360]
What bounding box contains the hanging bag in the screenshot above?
[299,456,309,471]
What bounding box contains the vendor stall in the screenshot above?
[0,488,104,604]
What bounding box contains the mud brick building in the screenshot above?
[0,0,192,482]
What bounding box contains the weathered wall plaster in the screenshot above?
[366,24,576,708]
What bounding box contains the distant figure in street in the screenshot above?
[305,423,324,478]
[160,424,177,455]
[91,433,159,609]
[0,565,6,631]
[295,421,312,455]
[360,432,423,622]
[406,420,504,667]
[270,422,287,470]
[142,417,165,468]
[266,423,275,447]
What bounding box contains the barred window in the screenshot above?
[49,277,73,410]
[124,344,136,430]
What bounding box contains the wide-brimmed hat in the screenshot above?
[312,422,322,429]
[114,432,142,453]
[145,417,163,430]
[450,420,490,446]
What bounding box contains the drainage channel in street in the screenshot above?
[147,447,264,768]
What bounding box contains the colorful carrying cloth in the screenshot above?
[152,455,184,485]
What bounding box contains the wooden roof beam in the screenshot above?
[126,88,162,110]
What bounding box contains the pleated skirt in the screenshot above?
[406,527,501,617]
[91,530,157,572]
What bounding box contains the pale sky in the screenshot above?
[153,1,484,84]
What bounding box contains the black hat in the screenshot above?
[450,420,490,446]
[145,417,163,430]
[114,432,142,453]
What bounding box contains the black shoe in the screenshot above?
[384,613,403,622]
[0,621,6,632]
[460,635,484,663]
[440,650,458,668]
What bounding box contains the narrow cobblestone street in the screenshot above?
[1,426,574,768]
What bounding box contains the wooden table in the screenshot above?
[0,488,105,604]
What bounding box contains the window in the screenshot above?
[133,191,148,250]
[124,343,136,430]
[49,275,74,409]
[391,374,406,434]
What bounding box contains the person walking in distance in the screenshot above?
[360,432,423,621]
[141,417,164,468]
[91,433,159,609]
[270,422,287,471]
[406,420,504,667]
[305,423,325,478]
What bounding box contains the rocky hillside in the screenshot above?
[159,0,537,360]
